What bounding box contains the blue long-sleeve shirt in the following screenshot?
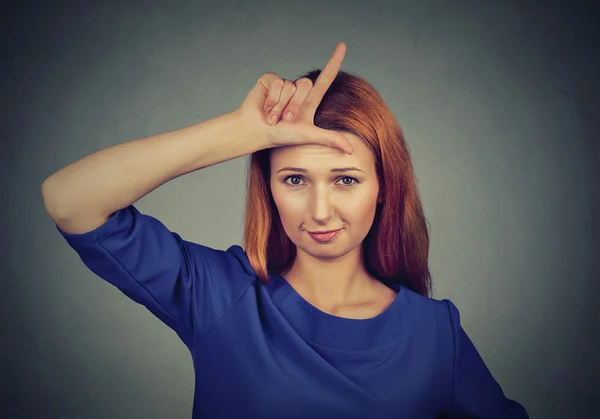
[56,204,529,418]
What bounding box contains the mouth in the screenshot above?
[307,228,343,242]
[308,229,341,234]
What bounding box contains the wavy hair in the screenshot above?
[242,70,432,297]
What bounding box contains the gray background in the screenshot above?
[2,0,599,418]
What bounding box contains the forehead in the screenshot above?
[270,132,374,172]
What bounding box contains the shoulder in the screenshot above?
[186,243,257,285]
[399,286,460,329]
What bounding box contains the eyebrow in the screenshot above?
[276,166,365,174]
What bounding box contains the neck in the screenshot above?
[281,245,376,310]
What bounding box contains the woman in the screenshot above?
[41,42,529,418]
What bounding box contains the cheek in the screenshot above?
[271,189,299,222]
[353,191,380,212]
[352,200,379,228]
[276,201,304,227]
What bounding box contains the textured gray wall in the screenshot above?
[2,0,598,418]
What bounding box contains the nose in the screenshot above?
[309,188,335,222]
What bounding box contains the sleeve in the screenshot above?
[445,299,529,419]
[55,204,252,348]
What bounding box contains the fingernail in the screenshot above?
[269,114,278,125]
[283,112,293,121]
[265,105,273,112]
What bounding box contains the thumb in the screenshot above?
[301,124,354,155]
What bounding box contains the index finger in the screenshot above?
[304,42,346,109]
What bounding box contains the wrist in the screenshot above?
[231,107,272,152]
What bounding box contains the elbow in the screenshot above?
[41,177,68,221]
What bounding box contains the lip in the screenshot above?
[308,229,341,234]
[307,228,342,242]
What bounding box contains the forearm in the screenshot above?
[41,110,267,230]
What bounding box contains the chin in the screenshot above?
[306,243,357,258]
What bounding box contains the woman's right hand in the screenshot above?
[236,42,353,154]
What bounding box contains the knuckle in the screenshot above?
[258,71,274,83]
[296,78,313,88]
[284,79,296,92]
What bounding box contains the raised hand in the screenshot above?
[236,42,353,154]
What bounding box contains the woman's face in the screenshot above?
[269,132,382,259]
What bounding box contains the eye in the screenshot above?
[338,176,358,186]
[283,175,359,187]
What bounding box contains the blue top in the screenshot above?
[56,205,529,419]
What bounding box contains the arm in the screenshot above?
[42,110,268,348]
[41,45,351,349]
[41,43,353,233]
[41,109,268,234]
[446,300,529,418]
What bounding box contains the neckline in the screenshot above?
[267,272,408,352]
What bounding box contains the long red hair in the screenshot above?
[242,70,432,298]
